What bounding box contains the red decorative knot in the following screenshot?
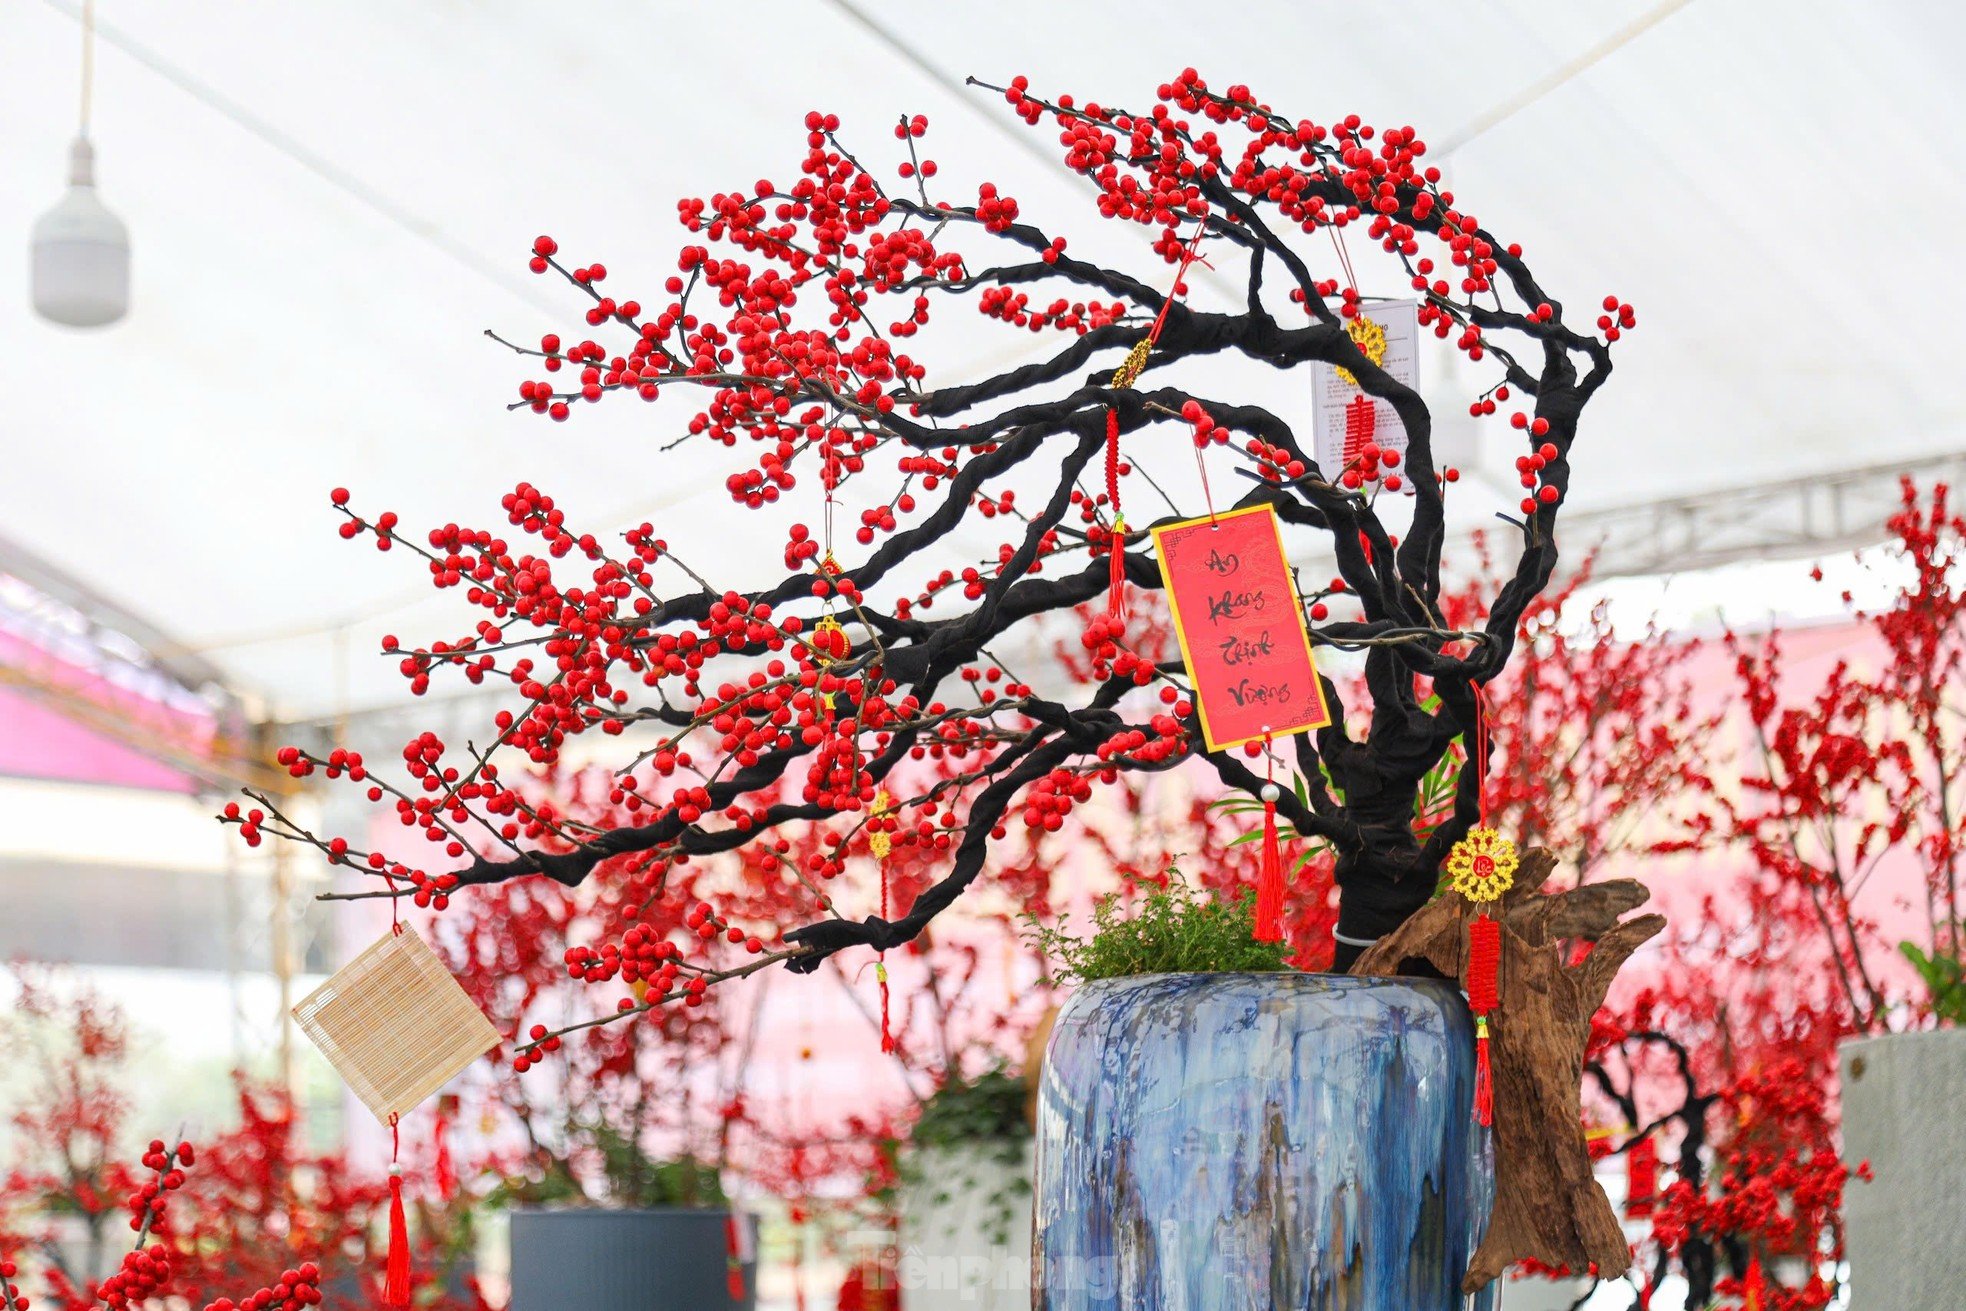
[1466,914,1501,1015]
[1446,827,1519,904]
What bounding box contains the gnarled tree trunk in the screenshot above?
[1354,850,1665,1291]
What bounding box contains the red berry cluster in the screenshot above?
[1467,382,1513,418]
[1340,440,1402,492]
[976,284,1124,335]
[1597,294,1637,341]
[1512,428,1564,516]
[199,1265,322,1311]
[1245,438,1306,484]
[91,1139,193,1307]
[223,801,267,847]
[95,1246,174,1309]
[1180,399,1227,449]
[1020,771,1090,832]
[1304,575,1350,624]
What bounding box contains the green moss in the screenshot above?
[1026,873,1293,982]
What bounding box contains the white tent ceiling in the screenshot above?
[3,0,1961,722]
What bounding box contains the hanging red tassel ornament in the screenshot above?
[1254,782,1285,942]
[724,1213,748,1301]
[1098,224,1209,631]
[1103,339,1148,629]
[384,1115,411,1307]
[432,1095,457,1202]
[1465,912,1501,1126]
[1446,825,1517,1127]
[1107,514,1128,623]
[869,790,896,1054]
[1743,1255,1766,1311]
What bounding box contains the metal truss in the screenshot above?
[1558,451,1966,581]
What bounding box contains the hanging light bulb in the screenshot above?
[31,0,128,329]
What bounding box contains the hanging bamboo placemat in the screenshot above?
[293,926,501,1124]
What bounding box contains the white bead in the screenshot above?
[1260,784,1280,803]
[389,1163,403,1177]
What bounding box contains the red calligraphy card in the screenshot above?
[1152,504,1331,752]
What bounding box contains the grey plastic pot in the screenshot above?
[507,1207,757,1310]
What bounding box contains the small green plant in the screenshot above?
[1026,872,1293,981]
[490,1122,727,1210]
[1901,941,1966,1024]
[903,1067,1032,1244]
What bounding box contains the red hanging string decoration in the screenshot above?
[870,789,896,1054]
[1743,1256,1767,1311]
[1254,734,1285,942]
[1105,407,1129,623]
[432,1095,457,1202]
[384,1113,411,1307]
[1466,915,1501,1126]
[724,1213,749,1301]
[1443,681,1517,1127]
[1102,222,1211,628]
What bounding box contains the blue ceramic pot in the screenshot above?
[1034,972,1493,1311]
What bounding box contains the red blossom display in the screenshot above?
[0,968,484,1311]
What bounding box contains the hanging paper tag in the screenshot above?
[293,926,501,1124]
[1152,504,1331,751]
[1311,300,1420,487]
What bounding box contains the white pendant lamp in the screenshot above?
[32,0,129,328]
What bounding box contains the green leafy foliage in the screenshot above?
[903,1067,1031,1245]
[489,1122,727,1210]
[1900,941,1966,1024]
[1027,873,1293,981]
[912,1068,1029,1150]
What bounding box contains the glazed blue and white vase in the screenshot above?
[1033,972,1493,1311]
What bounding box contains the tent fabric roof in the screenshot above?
[4,0,1960,720]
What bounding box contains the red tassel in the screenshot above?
[1107,517,1128,622]
[725,1214,747,1302]
[1254,786,1284,942]
[877,961,894,1054]
[433,1102,456,1201]
[1105,407,1127,626]
[1743,1255,1766,1311]
[1473,1018,1493,1127]
[384,1170,411,1307]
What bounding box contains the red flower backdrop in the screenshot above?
[0,967,483,1311]
[227,69,1636,1075]
[1569,481,1966,1310]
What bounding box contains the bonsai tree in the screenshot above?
[233,69,1649,1284]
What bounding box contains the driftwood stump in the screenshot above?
[1352,849,1665,1292]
